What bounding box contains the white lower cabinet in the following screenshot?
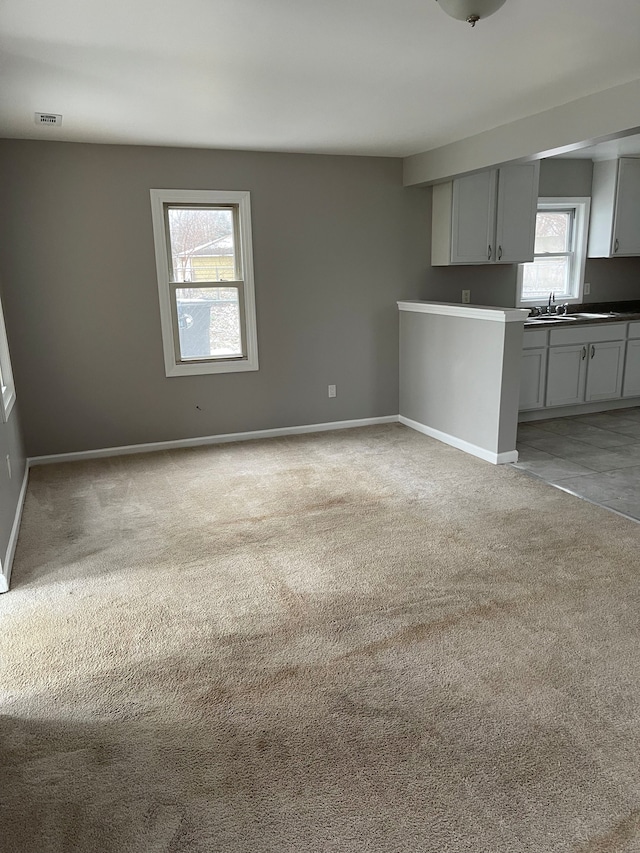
[520,322,632,413]
[546,345,588,407]
[624,338,640,397]
[585,341,625,402]
[546,326,626,408]
[519,348,547,410]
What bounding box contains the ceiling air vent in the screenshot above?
[35,112,62,126]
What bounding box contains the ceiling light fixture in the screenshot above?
[436,0,507,27]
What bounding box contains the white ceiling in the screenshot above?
[1,0,640,158]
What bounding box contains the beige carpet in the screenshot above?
[1,424,640,853]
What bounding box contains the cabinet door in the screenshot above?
[585,341,625,402]
[450,170,497,263]
[494,163,539,264]
[623,339,640,397]
[613,159,640,256]
[546,345,587,407]
[519,347,547,411]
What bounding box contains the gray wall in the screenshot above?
[0,140,429,456]
[538,158,593,197]
[399,311,522,456]
[0,278,26,578]
[420,158,640,308]
[2,141,639,461]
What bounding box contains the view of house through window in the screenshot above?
[167,207,238,283]
[150,189,259,377]
[166,207,243,360]
[520,209,574,301]
[517,198,590,306]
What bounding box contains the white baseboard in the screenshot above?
[28,416,400,467]
[0,464,29,593]
[399,415,517,465]
[519,397,640,422]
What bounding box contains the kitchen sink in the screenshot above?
[571,312,620,319]
[526,315,577,323]
[526,311,621,324]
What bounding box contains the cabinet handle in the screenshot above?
[591,345,595,359]
[488,244,492,261]
[582,346,587,360]
[498,245,503,260]
[614,238,619,253]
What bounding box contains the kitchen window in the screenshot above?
[517,197,590,306]
[150,189,259,377]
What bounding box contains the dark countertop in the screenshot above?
[524,300,640,328]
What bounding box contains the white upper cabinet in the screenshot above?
[495,165,540,264]
[450,170,497,263]
[431,162,539,266]
[588,158,640,257]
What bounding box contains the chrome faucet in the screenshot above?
[547,292,555,313]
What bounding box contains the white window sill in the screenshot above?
[165,356,259,377]
[518,297,583,307]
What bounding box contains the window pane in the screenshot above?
[521,256,572,301]
[534,211,572,254]
[176,287,243,360]
[167,207,238,282]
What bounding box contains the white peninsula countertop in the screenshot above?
[397,300,530,323]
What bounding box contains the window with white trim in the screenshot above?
[150,189,259,377]
[517,197,591,306]
[0,295,16,422]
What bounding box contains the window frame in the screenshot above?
[0,295,16,422]
[516,197,591,307]
[150,189,259,377]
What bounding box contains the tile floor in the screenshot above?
[513,406,640,522]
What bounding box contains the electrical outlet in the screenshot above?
[584,282,591,295]
[328,384,336,398]
[462,290,471,304]
[6,455,11,480]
